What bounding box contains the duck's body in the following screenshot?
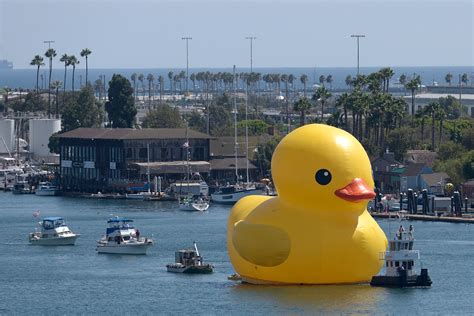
[227,124,387,284]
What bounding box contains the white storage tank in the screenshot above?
[29,119,61,160]
[0,119,15,154]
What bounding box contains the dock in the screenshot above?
[371,212,474,224]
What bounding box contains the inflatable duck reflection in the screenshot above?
[227,124,387,284]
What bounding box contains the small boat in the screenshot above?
[13,181,33,194]
[166,242,214,274]
[29,217,79,246]
[96,217,153,255]
[35,182,58,196]
[370,226,432,288]
[211,184,263,204]
[179,195,210,212]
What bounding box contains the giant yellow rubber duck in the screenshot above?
[227,124,387,284]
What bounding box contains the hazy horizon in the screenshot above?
[1,0,473,69]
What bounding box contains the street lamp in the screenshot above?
[350,34,365,76]
[245,36,257,72]
[181,37,192,95]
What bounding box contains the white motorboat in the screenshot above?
[35,182,58,196]
[96,217,153,255]
[29,217,79,246]
[179,195,210,212]
[125,192,152,200]
[211,185,263,204]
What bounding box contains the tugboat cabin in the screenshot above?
[175,249,203,266]
[384,237,419,277]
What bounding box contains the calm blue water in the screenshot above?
[1,66,473,91]
[0,193,473,314]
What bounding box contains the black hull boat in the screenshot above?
[371,268,432,287]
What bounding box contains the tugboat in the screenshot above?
[96,217,153,255]
[370,226,432,287]
[29,217,79,246]
[166,242,214,273]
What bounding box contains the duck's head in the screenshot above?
[272,124,375,214]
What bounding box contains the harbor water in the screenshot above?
[0,193,473,314]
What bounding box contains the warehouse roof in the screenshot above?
[57,128,211,140]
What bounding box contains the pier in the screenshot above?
[371,212,474,224]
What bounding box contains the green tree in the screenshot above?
[185,110,206,133]
[445,73,453,86]
[312,86,332,121]
[10,92,47,112]
[141,104,183,128]
[61,85,103,131]
[326,74,333,89]
[386,127,419,161]
[293,97,312,126]
[437,141,467,161]
[105,74,137,128]
[300,74,308,98]
[60,54,70,101]
[461,73,469,86]
[50,80,62,118]
[237,120,269,136]
[80,48,92,85]
[30,55,44,92]
[254,137,280,176]
[405,76,421,116]
[44,48,57,117]
[68,55,79,93]
[319,75,325,87]
[48,131,61,154]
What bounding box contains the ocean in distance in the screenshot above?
[0,193,473,314]
[1,66,473,91]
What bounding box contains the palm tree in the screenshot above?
[379,67,394,93]
[59,54,70,98]
[461,73,469,86]
[415,107,429,142]
[131,73,137,101]
[146,74,155,111]
[424,101,440,149]
[300,74,308,98]
[345,75,353,89]
[313,86,332,121]
[293,97,312,126]
[319,75,325,87]
[336,93,351,130]
[30,55,44,93]
[68,55,79,93]
[80,48,92,85]
[137,74,144,101]
[326,74,333,89]
[405,76,421,116]
[158,75,164,104]
[445,73,453,86]
[168,71,174,96]
[50,80,62,118]
[44,48,57,117]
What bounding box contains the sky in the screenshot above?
[0,0,473,69]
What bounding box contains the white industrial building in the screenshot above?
[28,119,61,163]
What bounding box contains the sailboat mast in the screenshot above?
[245,75,249,185]
[185,121,190,184]
[233,65,238,183]
[147,143,150,193]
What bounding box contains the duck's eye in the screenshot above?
[315,169,332,185]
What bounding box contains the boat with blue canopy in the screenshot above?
[96,217,153,255]
[29,217,79,245]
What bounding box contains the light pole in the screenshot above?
[245,36,257,72]
[43,40,55,49]
[350,34,365,76]
[181,37,192,96]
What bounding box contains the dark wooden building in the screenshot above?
[57,128,211,193]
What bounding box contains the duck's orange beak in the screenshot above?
[335,178,375,202]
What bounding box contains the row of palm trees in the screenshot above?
[444,73,469,86]
[30,48,92,116]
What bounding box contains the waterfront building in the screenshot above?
[57,128,211,193]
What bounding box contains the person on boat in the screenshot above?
[135,229,140,241]
[397,225,405,240]
[408,225,414,239]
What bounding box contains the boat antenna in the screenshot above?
[193,241,200,257]
[233,65,239,183]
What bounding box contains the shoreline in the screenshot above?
[371,212,474,224]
